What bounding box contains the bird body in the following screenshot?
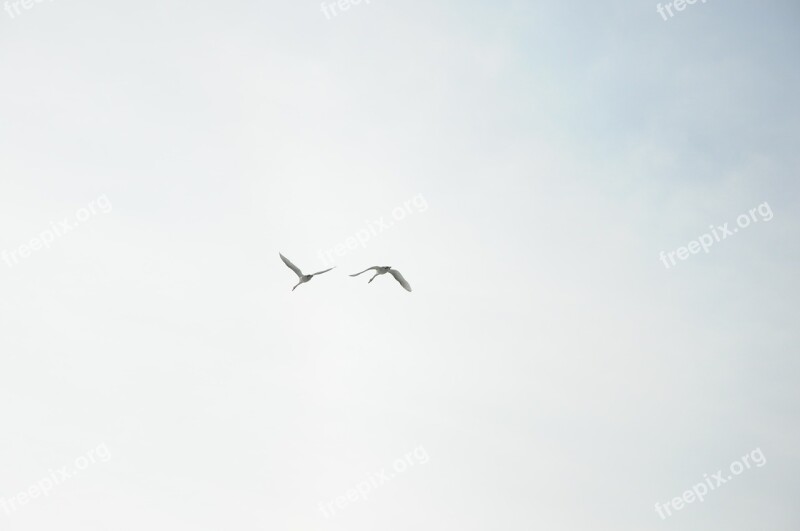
[350,266,412,292]
[280,253,334,291]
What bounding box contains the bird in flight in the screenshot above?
[350,266,412,292]
[280,253,335,291]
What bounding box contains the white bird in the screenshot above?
[280,253,335,291]
[349,266,412,292]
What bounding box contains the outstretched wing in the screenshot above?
[389,269,412,292]
[280,253,304,278]
[311,267,335,276]
[349,266,379,277]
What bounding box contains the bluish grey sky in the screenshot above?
[1,0,798,529]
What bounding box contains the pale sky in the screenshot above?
[1,0,798,529]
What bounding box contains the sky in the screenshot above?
[0,0,798,529]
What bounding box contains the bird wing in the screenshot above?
[280,253,304,278]
[349,266,380,277]
[389,269,412,291]
[311,267,335,276]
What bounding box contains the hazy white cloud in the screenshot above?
[0,0,798,530]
